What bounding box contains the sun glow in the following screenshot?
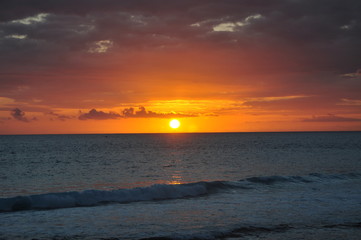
[169,119,180,129]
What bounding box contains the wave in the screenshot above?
[139,222,361,240]
[0,182,212,212]
[140,224,294,240]
[1,172,360,212]
[245,172,361,185]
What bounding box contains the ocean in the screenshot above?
[0,132,361,239]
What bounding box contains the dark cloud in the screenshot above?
[1,0,360,72]
[78,109,121,120]
[303,114,361,122]
[46,111,74,121]
[10,108,30,122]
[0,0,206,22]
[79,106,196,120]
[122,106,196,118]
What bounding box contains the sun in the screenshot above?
[169,119,181,129]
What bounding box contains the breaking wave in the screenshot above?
[1,173,359,212]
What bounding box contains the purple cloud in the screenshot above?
[10,108,29,122]
[47,111,74,121]
[303,114,361,122]
[79,106,196,120]
[122,106,196,118]
[78,109,121,120]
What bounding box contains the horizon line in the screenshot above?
[1,130,360,136]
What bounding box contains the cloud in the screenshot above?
[338,98,361,106]
[10,108,30,122]
[88,40,113,53]
[0,97,15,105]
[303,114,361,122]
[341,69,361,78]
[122,106,196,118]
[244,95,309,103]
[1,1,360,74]
[5,34,27,39]
[1,0,360,73]
[78,109,121,120]
[11,13,49,25]
[241,95,313,109]
[212,14,263,32]
[79,106,196,120]
[46,111,74,121]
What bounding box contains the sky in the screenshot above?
[0,0,361,134]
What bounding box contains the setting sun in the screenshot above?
[169,119,180,129]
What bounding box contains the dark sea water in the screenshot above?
[0,132,361,239]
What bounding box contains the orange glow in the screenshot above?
[1,53,361,134]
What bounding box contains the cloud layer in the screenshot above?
[78,106,195,120]
[303,114,361,122]
[78,109,121,120]
[11,108,29,122]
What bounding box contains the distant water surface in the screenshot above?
[0,132,361,239]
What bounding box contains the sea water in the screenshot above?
[0,132,361,239]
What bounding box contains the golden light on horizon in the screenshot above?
[169,119,181,129]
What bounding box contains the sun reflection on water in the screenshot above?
[163,170,183,185]
[167,170,183,185]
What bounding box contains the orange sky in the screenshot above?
[1,0,361,134]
